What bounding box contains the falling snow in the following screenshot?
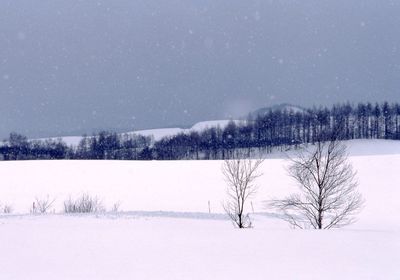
[0,0,399,138]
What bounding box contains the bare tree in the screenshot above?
[269,139,364,229]
[222,158,264,228]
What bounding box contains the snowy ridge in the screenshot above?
[127,119,241,141]
[250,103,305,118]
[50,119,240,146]
[128,127,184,141]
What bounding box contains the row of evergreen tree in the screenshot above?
[1,102,400,161]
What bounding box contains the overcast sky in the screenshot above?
[1,0,400,138]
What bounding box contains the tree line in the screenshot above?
[1,101,400,161]
[0,132,152,160]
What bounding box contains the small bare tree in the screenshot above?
[222,158,264,228]
[269,139,364,229]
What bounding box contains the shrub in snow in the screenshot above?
[0,203,13,214]
[110,201,122,213]
[64,194,105,214]
[31,196,56,214]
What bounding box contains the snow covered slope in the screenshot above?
[55,119,239,145]
[129,127,185,140]
[0,139,399,279]
[128,119,241,141]
[250,103,305,118]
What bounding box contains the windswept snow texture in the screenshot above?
[0,140,400,279]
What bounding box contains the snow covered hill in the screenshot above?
[250,103,305,118]
[52,119,240,146]
[0,139,399,279]
[130,119,242,141]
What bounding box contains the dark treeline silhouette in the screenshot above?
[74,131,152,160]
[1,102,400,161]
[0,133,70,160]
[0,132,152,160]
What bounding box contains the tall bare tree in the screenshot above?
[222,158,264,228]
[270,139,364,229]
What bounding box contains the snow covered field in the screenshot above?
[0,140,400,279]
[1,215,398,280]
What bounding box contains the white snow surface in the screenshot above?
[0,139,400,279]
[1,215,398,280]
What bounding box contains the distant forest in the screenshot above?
[1,102,400,161]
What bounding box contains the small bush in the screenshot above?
[64,194,105,213]
[1,203,13,214]
[110,201,122,212]
[31,196,56,214]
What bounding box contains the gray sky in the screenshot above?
[1,0,400,138]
